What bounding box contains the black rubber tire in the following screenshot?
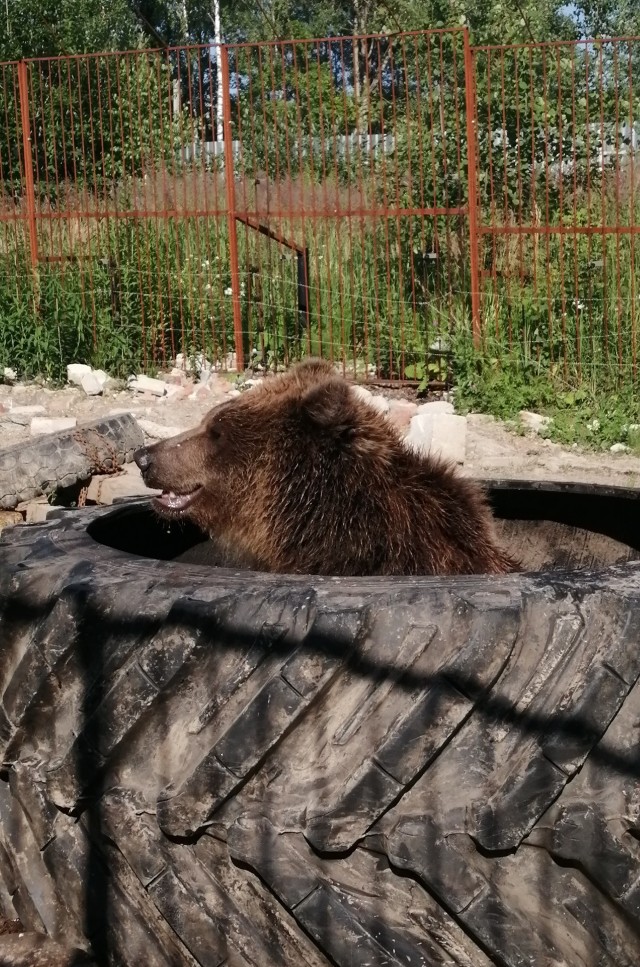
[0,414,144,510]
[1,479,640,966]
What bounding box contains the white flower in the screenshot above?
[224,286,233,296]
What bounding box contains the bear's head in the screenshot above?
[133,359,379,557]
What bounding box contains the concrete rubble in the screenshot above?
[85,461,160,505]
[30,417,77,436]
[519,410,552,434]
[0,357,639,527]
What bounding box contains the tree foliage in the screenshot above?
[0,0,142,60]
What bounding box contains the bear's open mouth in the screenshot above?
[153,487,203,514]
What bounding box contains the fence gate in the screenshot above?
[222,28,478,379]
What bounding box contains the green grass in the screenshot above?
[0,172,639,463]
[452,322,640,453]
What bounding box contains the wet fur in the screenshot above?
[135,359,517,576]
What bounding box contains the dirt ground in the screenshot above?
[464,413,640,487]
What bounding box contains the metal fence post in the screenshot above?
[463,29,481,350]
[17,60,39,270]
[220,44,244,372]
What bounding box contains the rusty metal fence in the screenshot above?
[0,30,638,382]
[473,38,640,383]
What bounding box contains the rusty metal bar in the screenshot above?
[475,34,640,51]
[220,44,244,372]
[463,29,481,349]
[16,60,38,267]
[478,225,640,236]
[20,204,467,223]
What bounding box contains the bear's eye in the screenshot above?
[209,423,222,441]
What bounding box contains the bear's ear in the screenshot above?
[293,358,334,384]
[300,378,355,434]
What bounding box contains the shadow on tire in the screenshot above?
[1,479,640,965]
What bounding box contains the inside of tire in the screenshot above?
[86,480,640,573]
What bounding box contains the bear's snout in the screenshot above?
[134,446,154,474]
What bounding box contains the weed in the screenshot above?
[454,334,640,452]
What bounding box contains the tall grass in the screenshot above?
[0,176,468,381]
[0,165,638,391]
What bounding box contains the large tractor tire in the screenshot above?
[0,480,639,966]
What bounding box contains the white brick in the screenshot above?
[430,413,467,465]
[369,394,390,414]
[1,404,46,426]
[387,399,418,431]
[30,417,77,436]
[87,466,160,505]
[405,412,467,465]
[85,475,104,502]
[188,385,212,402]
[80,372,104,396]
[67,363,92,386]
[417,400,455,415]
[351,385,373,403]
[127,375,170,397]
[405,412,434,454]
[23,498,59,523]
[519,410,551,434]
[92,369,110,388]
[352,386,390,414]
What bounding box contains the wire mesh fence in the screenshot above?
[0,30,638,383]
[474,38,640,384]
[222,30,472,378]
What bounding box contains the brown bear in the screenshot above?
[133,359,517,576]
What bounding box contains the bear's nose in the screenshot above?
[134,446,153,473]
